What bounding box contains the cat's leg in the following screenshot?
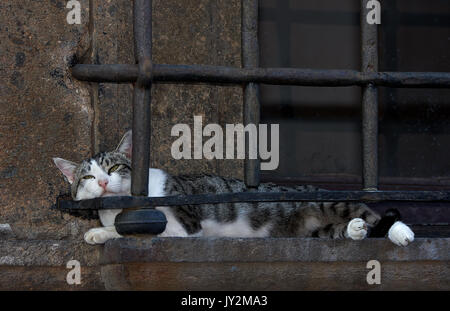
[369,208,414,246]
[345,203,381,227]
[388,221,414,246]
[312,202,379,239]
[347,215,414,244]
[84,226,122,245]
[343,204,385,240]
[311,221,359,239]
[314,203,414,245]
[321,218,415,245]
[98,209,122,227]
[311,218,368,240]
[82,208,124,245]
[345,217,415,245]
[341,203,382,240]
[346,218,368,240]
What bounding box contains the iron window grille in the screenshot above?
[60,0,450,214]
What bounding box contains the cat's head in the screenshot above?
[53,131,133,201]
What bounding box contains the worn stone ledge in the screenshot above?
[0,240,101,267]
[2,238,448,266]
[0,240,103,290]
[102,237,450,264]
[0,238,448,290]
[100,237,450,290]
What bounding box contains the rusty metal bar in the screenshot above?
[131,0,152,196]
[72,64,139,82]
[58,190,450,211]
[361,0,379,190]
[72,64,450,88]
[259,7,450,27]
[261,175,450,188]
[242,0,260,187]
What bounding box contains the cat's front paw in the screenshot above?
[84,227,120,245]
[388,221,414,246]
[347,218,368,240]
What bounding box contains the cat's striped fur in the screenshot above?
[164,173,380,238]
[53,130,415,245]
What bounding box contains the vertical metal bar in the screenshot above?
[361,0,379,190]
[132,0,152,196]
[242,0,260,187]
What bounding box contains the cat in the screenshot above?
[53,130,414,246]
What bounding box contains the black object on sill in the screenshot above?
[115,209,167,235]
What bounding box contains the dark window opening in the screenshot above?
[260,0,450,191]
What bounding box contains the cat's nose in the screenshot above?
[98,179,109,189]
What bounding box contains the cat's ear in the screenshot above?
[53,157,78,184]
[116,130,132,159]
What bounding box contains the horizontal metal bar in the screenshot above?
[58,191,450,210]
[260,7,450,28]
[72,64,139,82]
[260,175,450,189]
[72,63,450,88]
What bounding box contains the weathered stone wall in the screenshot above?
[151,0,243,177]
[0,0,96,242]
[0,0,242,289]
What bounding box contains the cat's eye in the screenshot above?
[108,164,121,174]
[82,175,95,180]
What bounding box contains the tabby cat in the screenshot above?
[53,131,414,246]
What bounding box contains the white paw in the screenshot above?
[347,218,368,240]
[388,221,414,246]
[84,227,120,245]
